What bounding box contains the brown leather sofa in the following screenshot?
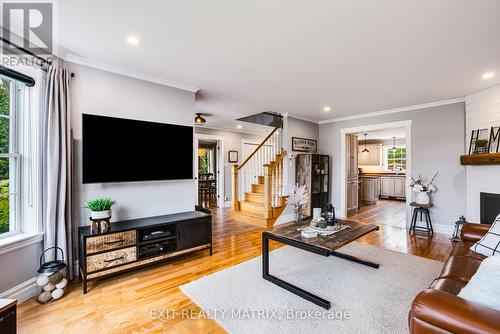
[409,223,500,333]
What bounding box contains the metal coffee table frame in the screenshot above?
[262,225,379,310]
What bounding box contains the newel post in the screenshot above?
[232,165,239,210]
[263,164,273,219]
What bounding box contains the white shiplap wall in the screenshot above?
[465,85,500,222]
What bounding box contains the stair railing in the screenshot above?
[263,150,287,218]
[232,126,283,212]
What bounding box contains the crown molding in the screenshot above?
[318,97,465,124]
[288,115,320,124]
[63,54,199,93]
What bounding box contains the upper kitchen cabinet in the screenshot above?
[358,144,382,166]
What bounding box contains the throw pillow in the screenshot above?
[458,255,500,311]
[470,214,500,257]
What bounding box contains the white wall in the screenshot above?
[465,85,500,222]
[319,103,466,234]
[68,63,196,226]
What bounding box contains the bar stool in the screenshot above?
[409,202,434,236]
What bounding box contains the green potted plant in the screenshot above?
[474,139,489,154]
[84,198,116,220]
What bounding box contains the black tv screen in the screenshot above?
[82,114,193,183]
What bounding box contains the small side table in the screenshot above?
[409,202,434,236]
[0,299,16,334]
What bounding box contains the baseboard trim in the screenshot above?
[0,277,36,304]
[429,223,454,236]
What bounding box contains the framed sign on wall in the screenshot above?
[228,150,238,163]
[292,137,318,152]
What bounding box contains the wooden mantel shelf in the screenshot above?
[460,153,500,165]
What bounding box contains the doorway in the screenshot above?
[340,121,412,228]
[195,134,225,208]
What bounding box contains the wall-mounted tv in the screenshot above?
[82,114,193,183]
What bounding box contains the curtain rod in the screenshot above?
[0,36,75,77]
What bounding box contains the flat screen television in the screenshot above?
[82,114,193,183]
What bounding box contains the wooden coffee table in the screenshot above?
[262,219,379,309]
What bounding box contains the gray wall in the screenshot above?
[0,243,43,293]
[279,116,320,219]
[68,63,196,227]
[1,63,196,296]
[286,117,320,187]
[319,102,466,230]
[195,127,263,202]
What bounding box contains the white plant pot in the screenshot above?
[90,210,111,220]
[415,192,430,205]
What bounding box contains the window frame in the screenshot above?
[0,79,21,239]
[383,146,407,172]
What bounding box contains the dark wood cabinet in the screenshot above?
[0,299,16,334]
[79,211,212,293]
[296,154,330,218]
[178,218,211,250]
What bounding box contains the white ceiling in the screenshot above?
[57,0,500,130]
[357,128,406,140]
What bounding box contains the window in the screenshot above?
[0,77,20,237]
[385,147,406,171]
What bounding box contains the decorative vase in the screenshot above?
[90,210,111,220]
[294,206,301,222]
[415,192,430,205]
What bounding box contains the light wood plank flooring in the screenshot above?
[17,202,452,333]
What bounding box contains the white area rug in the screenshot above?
[181,243,443,334]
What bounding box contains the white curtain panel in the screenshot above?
[43,62,73,279]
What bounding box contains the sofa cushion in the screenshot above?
[438,256,482,283]
[450,241,486,261]
[470,216,500,257]
[430,278,466,295]
[458,255,500,311]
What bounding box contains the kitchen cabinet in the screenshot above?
[360,177,380,204]
[380,176,406,200]
[394,177,406,198]
[346,134,359,215]
[358,144,382,166]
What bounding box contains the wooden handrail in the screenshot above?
[237,126,280,171]
[264,150,287,169]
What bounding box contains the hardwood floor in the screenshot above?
[17,204,452,334]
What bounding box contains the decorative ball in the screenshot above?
[48,272,63,285]
[55,278,67,289]
[36,276,49,286]
[38,291,52,303]
[51,288,64,300]
[43,283,56,292]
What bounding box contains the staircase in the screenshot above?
[231,127,287,228]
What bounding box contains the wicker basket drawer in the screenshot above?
[86,247,137,273]
[86,231,136,254]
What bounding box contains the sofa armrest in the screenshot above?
[410,289,500,334]
[461,223,490,242]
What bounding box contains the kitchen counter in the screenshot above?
[360,173,406,177]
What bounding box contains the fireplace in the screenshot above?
[480,192,500,224]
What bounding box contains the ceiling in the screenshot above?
[357,128,406,140]
[56,0,500,131]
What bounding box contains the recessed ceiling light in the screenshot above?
[237,125,243,129]
[126,35,140,46]
[323,106,331,112]
[482,72,495,80]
